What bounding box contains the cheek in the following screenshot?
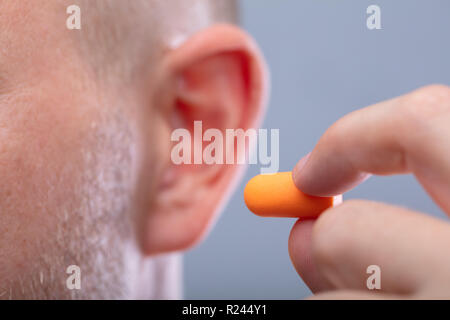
[0,87,106,272]
[0,76,139,296]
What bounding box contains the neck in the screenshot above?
[132,252,183,299]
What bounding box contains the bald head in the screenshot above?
[72,0,238,81]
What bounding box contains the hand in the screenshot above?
[288,85,450,299]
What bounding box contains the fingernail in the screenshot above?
[292,153,311,187]
[295,152,311,173]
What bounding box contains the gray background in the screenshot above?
[185,0,450,299]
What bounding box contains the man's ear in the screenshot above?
[141,24,268,255]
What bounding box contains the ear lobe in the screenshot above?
[140,24,268,255]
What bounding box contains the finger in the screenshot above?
[308,290,401,300]
[310,200,450,295]
[288,219,333,293]
[293,85,450,213]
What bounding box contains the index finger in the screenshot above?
[292,85,450,213]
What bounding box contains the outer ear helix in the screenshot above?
[162,24,269,127]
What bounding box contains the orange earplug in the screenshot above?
[244,172,340,218]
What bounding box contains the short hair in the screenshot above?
[72,0,239,82]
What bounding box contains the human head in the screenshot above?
[0,0,267,299]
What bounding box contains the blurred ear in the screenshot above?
[140,24,268,255]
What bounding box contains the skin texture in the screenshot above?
[289,84,450,299]
[0,1,267,299]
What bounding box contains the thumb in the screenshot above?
[288,219,333,293]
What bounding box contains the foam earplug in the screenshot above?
[244,172,340,218]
